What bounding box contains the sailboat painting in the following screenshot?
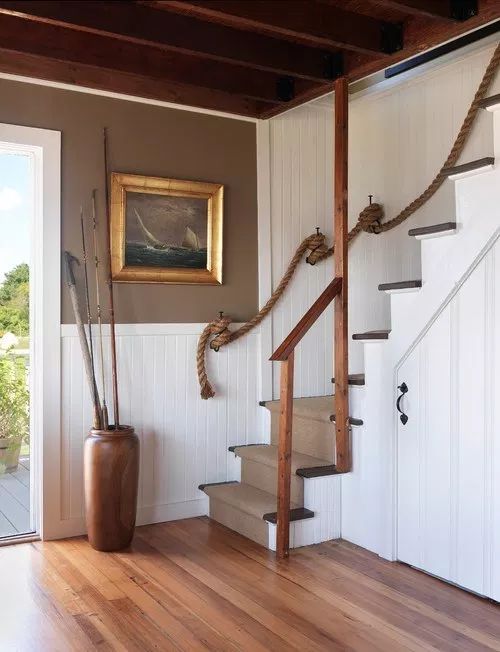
[110,173,223,284]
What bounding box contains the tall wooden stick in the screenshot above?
[64,252,101,429]
[334,77,350,473]
[103,128,120,428]
[80,207,101,429]
[92,191,109,431]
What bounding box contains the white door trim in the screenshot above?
[0,123,61,540]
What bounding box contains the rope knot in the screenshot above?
[358,203,384,234]
[305,232,330,265]
[209,316,233,351]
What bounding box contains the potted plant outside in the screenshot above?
[0,354,29,474]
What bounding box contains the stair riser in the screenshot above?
[241,458,304,504]
[209,499,269,548]
[270,412,335,460]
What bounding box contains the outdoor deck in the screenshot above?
[0,455,31,537]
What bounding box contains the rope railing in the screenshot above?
[197,41,500,399]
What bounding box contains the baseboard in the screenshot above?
[44,498,209,540]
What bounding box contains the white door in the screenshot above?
[397,252,500,601]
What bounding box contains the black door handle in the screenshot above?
[397,382,409,425]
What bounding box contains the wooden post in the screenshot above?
[334,77,351,473]
[276,351,294,559]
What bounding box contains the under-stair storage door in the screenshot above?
[397,307,453,580]
[396,248,500,599]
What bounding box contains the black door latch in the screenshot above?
[396,382,409,425]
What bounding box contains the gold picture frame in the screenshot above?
[110,172,223,284]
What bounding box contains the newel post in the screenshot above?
[334,76,351,473]
[276,351,294,559]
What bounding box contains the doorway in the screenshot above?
[0,123,60,542]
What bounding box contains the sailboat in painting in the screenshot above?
[126,209,207,270]
[134,209,202,252]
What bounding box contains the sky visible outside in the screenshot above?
[0,151,31,284]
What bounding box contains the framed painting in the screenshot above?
[110,172,223,284]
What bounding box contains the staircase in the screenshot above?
[200,396,363,550]
[201,93,500,553]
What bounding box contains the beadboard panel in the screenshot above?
[396,238,500,600]
[59,324,262,533]
[266,43,500,397]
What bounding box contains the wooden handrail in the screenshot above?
[270,277,342,361]
[270,76,350,561]
[269,276,342,559]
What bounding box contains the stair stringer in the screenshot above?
[342,105,500,561]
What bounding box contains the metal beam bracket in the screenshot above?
[323,52,343,80]
[380,22,403,54]
[276,76,295,102]
[450,0,478,21]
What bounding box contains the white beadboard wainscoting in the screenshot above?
[58,323,262,537]
[262,41,500,398]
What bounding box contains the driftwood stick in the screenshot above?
[64,251,102,429]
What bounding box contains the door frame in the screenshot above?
[0,123,61,540]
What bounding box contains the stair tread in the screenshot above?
[408,222,456,237]
[201,482,301,520]
[232,444,332,473]
[352,330,390,340]
[378,279,422,291]
[478,93,500,110]
[261,396,363,426]
[442,156,494,178]
[331,373,365,386]
[262,395,334,421]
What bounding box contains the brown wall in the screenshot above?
[0,78,258,323]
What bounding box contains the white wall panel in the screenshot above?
[266,43,500,398]
[59,324,261,536]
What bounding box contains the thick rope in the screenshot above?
[198,41,500,398]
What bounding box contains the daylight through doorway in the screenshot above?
[0,148,34,538]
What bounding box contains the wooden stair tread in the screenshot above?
[261,395,362,425]
[378,279,422,291]
[331,373,365,386]
[352,330,390,341]
[200,481,313,522]
[231,444,332,475]
[408,222,456,237]
[442,156,494,178]
[478,93,500,110]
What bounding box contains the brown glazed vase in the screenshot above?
[84,426,140,552]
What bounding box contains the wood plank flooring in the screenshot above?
[0,517,499,651]
[0,455,31,536]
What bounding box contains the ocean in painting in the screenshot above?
[125,242,208,269]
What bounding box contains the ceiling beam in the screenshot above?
[0,12,318,105]
[158,0,402,55]
[0,0,342,82]
[374,1,465,20]
[0,48,273,117]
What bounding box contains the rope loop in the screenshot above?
[209,316,233,351]
[357,202,384,234]
[305,232,329,265]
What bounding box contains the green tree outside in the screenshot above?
[0,263,29,337]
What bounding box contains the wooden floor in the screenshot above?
[1,518,500,651]
[0,455,31,537]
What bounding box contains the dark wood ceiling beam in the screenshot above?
[0,47,272,117]
[0,0,342,82]
[0,12,317,104]
[374,1,459,20]
[158,0,401,55]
